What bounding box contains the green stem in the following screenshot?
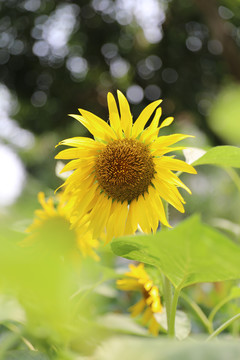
[164,276,173,333]
[206,313,240,341]
[208,295,232,323]
[161,200,174,336]
[181,292,213,333]
[169,286,181,337]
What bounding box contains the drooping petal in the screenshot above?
[129,299,146,317]
[132,195,152,233]
[149,316,160,336]
[106,200,128,240]
[88,194,112,238]
[148,188,170,228]
[70,181,99,225]
[154,166,192,194]
[124,201,139,235]
[153,177,185,213]
[142,307,152,325]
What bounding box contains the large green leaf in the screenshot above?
[111,216,240,289]
[193,146,240,168]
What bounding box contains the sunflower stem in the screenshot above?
[161,200,174,337]
[169,286,181,337]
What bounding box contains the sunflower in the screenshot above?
[117,263,162,336]
[55,90,196,242]
[25,192,100,260]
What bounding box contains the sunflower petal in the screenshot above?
[152,134,194,148]
[89,194,112,238]
[117,90,132,137]
[56,137,99,148]
[107,92,122,137]
[70,111,116,142]
[153,177,185,213]
[132,100,162,137]
[159,116,174,129]
[156,157,197,174]
[129,299,146,317]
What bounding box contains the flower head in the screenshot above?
[56,90,196,242]
[117,263,162,335]
[25,192,100,260]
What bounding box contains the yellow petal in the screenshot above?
[144,187,161,231]
[59,159,83,174]
[152,134,194,148]
[89,194,112,238]
[70,181,98,224]
[159,116,174,129]
[154,166,192,194]
[156,157,197,174]
[148,107,162,132]
[150,193,171,228]
[149,316,160,336]
[142,307,152,325]
[113,200,129,238]
[117,90,132,137]
[142,191,157,232]
[106,200,128,240]
[132,195,152,233]
[117,278,140,291]
[55,148,99,160]
[153,177,185,213]
[105,201,120,243]
[56,137,100,148]
[124,201,138,235]
[129,299,146,317]
[132,100,162,137]
[70,112,116,142]
[107,92,122,137]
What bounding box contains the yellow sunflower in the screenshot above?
[117,263,162,336]
[55,90,196,242]
[25,192,100,261]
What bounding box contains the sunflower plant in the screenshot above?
[54,91,240,340]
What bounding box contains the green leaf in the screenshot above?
[111,215,240,289]
[193,146,240,168]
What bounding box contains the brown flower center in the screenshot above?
[95,138,155,202]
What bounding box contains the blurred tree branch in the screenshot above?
[194,0,240,81]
